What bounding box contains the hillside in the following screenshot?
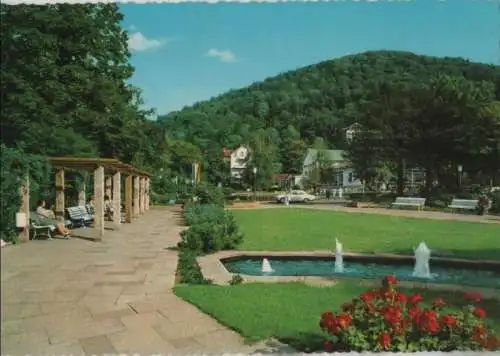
[158,50,500,152]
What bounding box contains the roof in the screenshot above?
[303,149,346,166]
[48,157,152,177]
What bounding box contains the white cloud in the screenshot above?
[205,48,237,63]
[128,32,166,52]
[129,24,138,32]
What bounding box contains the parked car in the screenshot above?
[275,190,316,204]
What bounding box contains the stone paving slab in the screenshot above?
[2,206,288,355]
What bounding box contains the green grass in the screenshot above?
[175,281,500,350]
[233,208,500,260]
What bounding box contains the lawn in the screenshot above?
[232,208,500,260]
[174,281,500,351]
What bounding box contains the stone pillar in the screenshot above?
[19,175,30,243]
[55,169,65,220]
[124,175,132,223]
[139,177,145,214]
[133,176,140,218]
[145,178,150,211]
[105,176,112,199]
[78,183,86,206]
[94,166,105,240]
[112,171,121,229]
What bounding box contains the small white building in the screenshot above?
[223,146,250,179]
[296,148,363,188]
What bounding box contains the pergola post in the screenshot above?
[112,171,121,229]
[105,176,112,199]
[125,175,132,223]
[133,176,140,218]
[139,177,145,214]
[55,169,65,220]
[94,166,105,240]
[145,178,150,211]
[19,175,30,243]
[78,183,86,206]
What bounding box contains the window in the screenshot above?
[348,172,353,183]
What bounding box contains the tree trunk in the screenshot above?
[396,162,405,196]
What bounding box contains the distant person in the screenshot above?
[104,195,113,220]
[35,200,71,238]
[326,189,331,200]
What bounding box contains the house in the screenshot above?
[344,122,363,142]
[222,146,250,179]
[297,148,363,188]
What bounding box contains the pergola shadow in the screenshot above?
[18,157,152,242]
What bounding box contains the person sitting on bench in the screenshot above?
[36,200,71,238]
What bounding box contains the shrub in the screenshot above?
[176,248,212,285]
[192,183,225,206]
[320,276,500,352]
[488,191,500,214]
[229,274,244,285]
[0,146,51,242]
[180,204,243,253]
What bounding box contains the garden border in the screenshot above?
[197,250,500,299]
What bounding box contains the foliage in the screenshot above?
[476,195,491,216]
[0,145,51,242]
[180,203,243,253]
[229,274,244,285]
[232,209,500,261]
[192,182,225,206]
[176,248,212,285]
[320,276,500,352]
[159,51,500,187]
[489,191,500,214]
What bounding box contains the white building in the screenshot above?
[296,149,363,188]
[223,146,250,179]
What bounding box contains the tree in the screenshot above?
[279,125,307,174]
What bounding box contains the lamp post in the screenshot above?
[457,164,463,187]
[252,167,258,202]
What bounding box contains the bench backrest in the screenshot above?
[394,197,426,205]
[67,206,85,220]
[29,212,42,223]
[450,199,478,207]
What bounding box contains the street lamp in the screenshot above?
[252,167,258,201]
[457,164,463,187]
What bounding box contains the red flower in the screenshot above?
[378,331,391,350]
[396,292,407,303]
[337,313,353,330]
[383,306,402,326]
[324,340,334,352]
[486,335,500,350]
[473,325,487,344]
[432,298,445,308]
[418,309,440,334]
[473,307,486,319]
[440,314,456,327]
[408,293,423,304]
[383,275,397,285]
[360,291,375,303]
[464,292,482,303]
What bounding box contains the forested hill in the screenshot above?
[158,50,500,152]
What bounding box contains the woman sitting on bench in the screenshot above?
[36,200,72,238]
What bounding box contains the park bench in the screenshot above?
[29,212,54,240]
[391,197,427,211]
[66,206,93,228]
[448,198,478,212]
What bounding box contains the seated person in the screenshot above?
[36,200,71,238]
[86,196,95,216]
[104,195,114,220]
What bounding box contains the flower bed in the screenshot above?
[320,275,500,352]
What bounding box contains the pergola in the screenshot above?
[18,157,152,242]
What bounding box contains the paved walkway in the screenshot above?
[1,206,290,355]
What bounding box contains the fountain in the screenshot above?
[334,238,344,273]
[261,258,274,273]
[412,242,432,279]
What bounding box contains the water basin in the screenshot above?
[222,255,500,289]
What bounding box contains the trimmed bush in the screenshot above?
[180,203,243,253]
[177,248,212,285]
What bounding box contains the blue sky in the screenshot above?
[120,1,499,116]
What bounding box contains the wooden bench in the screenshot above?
[448,198,478,212]
[391,197,427,211]
[66,206,93,228]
